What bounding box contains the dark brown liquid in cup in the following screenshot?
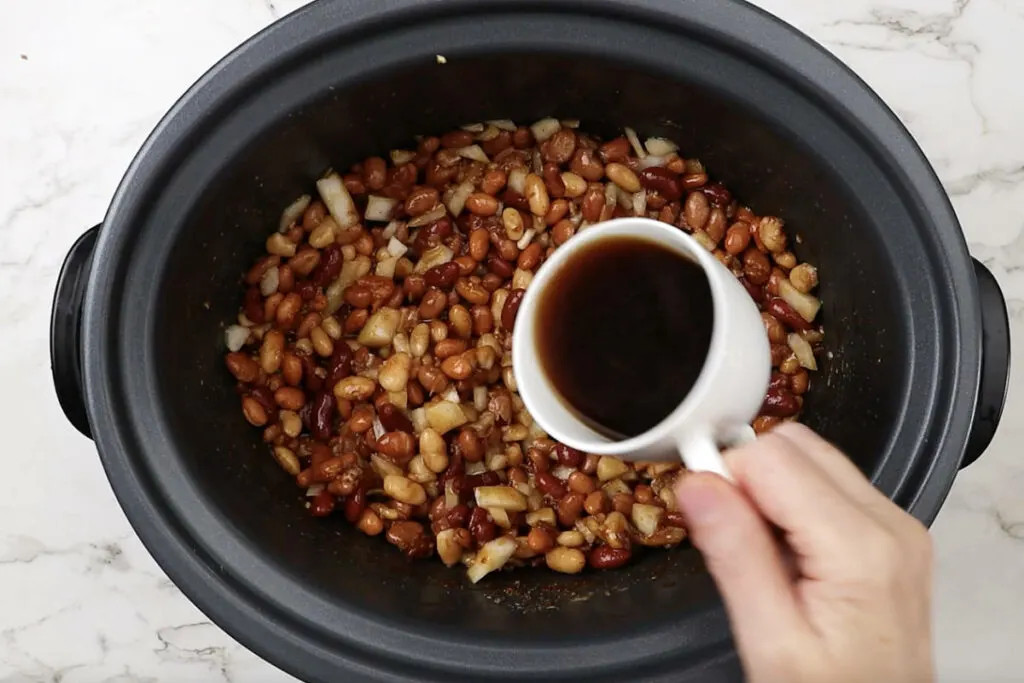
[536,236,714,439]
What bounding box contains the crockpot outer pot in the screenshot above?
[49,0,1011,681]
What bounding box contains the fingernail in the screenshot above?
[675,474,725,526]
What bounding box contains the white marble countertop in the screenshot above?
[2,0,1021,681]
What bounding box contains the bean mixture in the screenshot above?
[222,119,824,582]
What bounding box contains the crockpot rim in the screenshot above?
[79,1,980,681]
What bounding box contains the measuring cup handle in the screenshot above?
[676,424,755,481]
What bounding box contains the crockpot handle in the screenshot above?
[50,226,99,439]
[960,259,1010,469]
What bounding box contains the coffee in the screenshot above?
[535,236,714,439]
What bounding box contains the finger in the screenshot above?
[770,423,910,527]
[725,431,879,579]
[675,472,809,656]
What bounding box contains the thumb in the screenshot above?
[676,472,807,654]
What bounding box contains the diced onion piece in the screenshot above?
[225,325,250,352]
[487,507,512,529]
[446,180,475,217]
[644,137,679,156]
[507,168,527,194]
[375,256,398,278]
[511,268,533,290]
[788,332,818,371]
[516,229,536,251]
[465,460,487,476]
[631,503,664,537]
[779,278,822,323]
[442,385,461,404]
[365,195,398,222]
[259,266,279,296]
[410,407,428,433]
[382,220,401,240]
[632,190,648,216]
[602,479,631,498]
[305,484,325,497]
[530,117,561,142]
[473,385,489,412]
[487,119,517,132]
[387,390,408,410]
[457,144,489,163]
[316,173,359,229]
[460,122,485,133]
[413,244,454,273]
[476,125,500,142]
[425,400,469,434]
[624,126,646,158]
[358,307,402,348]
[475,486,528,511]
[389,149,416,165]
[445,480,459,510]
[407,203,447,228]
[467,536,517,584]
[279,194,311,232]
[560,119,580,129]
[526,507,556,527]
[616,185,633,210]
[326,255,372,314]
[372,416,386,440]
[386,236,408,258]
[550,466,575,481]
[604,182,618,208]
[637,154,669,169]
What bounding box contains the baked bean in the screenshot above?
[584,490,609,515]
[470,305,493,336]
[466,192,500,216]
[228,123,822,580]
[524,173,550,217]
[743,249,772,285]
[455,278,490,305]
[589,546,631,569]
[557,492,586,527]
[683,191,710,230]
[546,547,586,574]
[242,396,268,426]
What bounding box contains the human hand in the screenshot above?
[674,423,934,683]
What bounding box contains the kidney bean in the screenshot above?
[306,390,334,440]
[535,471,567,499]
[553,443,584,468]
[589,546,631,569]
[310,491,336,517]
[761,387,800,417]
[466,193,500,216]
[274,386,305,410]
[638,167,682,201]
[703,181,732,207]
[311,245,343,286]
[378,403,414,434]
[501,288,525,331]
[768,372,791,394]
[326,343,354,387]
[243,287,265,324]
[441,130,474,148]
[241,396,268,426]
[481,131,514,157]
[344,486,367,523]
[468,506,497,545]
[765,297,812,331]
[739,277,764,303]
[664,511,687,528]
[753,415,782,434]
[487,256,515,279]
[424,262,460,289]
[543,162,566,198]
